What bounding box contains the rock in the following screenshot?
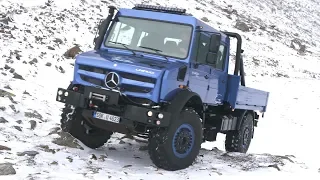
[52,131,83,149]
[0,16,13,25]
[0,89,15,97]
[17,150,39,157]
[0,117,8,123]
[38,145,56,154]
[29,120,37,130]
[58,66,65,73]
[13,126,22,131]
[45,62,52,67]
[50,161,58,165]
[47,46,55,50]
[268,164,281,171]
[0,163,16,175]
[24,110,43,120]
[4,64,11,70]
[64,45,82,58]
[4,85,11,90]
[201,17,209,22]
[91,154,97,160]
[66,156,73,162]
[99,155,107,161]
[16,120,22,124]
[9,105,17,113]
[13,72,25,80]
[53,38,63,44]
[0,145,11,151]
[235,21,250,32]
[48,127,60,135]
[23,91,31,95]
[28,58,38,65]
[290,38,307,54]
[8,96,17,104]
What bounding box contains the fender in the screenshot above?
[165,89,203,119]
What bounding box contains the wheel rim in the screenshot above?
[242,127,250,148]
[172,124,195,158]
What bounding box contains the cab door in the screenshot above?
[188,32,211,100]
[207,44,228,104]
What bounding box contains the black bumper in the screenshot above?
[56,86,171,127]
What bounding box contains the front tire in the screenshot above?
[148,108,202,171]
[225,113,254,153]
[60,105,113,149]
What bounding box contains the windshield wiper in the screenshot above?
[138,46,169,62]
[108,41,137,55]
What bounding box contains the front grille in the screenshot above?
[78,65,155,93]
[79,65,156,84]
[80,75,104,86]
[121,84,152,93]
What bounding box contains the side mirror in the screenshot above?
[209,33,221,53]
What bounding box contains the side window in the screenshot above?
[196,32,210,64]
[109,22,135,45]
[215,44,227,70]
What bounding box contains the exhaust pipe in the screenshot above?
[94,6,117,50]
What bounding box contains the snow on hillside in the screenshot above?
[1,0,320,179]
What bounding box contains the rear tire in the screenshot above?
[225,113,254,153]
[60,105,113,149]
[148,108,202,171]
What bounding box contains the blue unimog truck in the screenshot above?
[56,4,269,171]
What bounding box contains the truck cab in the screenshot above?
[56,4,269,171]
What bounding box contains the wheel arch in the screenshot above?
[166,90,204,118]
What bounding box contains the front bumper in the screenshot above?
[56,86,171,128]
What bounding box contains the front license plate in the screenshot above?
[93,111,120,123]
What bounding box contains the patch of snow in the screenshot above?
[1,0,320,179]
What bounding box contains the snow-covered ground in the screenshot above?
[1,0,320,179]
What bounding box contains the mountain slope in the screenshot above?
[1,0,320,179]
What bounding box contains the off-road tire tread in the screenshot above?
[225,113,253,153]
[60,105,113,149]
[148,108,201,171]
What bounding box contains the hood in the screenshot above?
[75,50,185,78]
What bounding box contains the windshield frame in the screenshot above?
[102,15,194,60]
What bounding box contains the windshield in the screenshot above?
[104,16,193,59]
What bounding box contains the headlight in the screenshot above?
[147,111,153,117]
[157,113,164,119]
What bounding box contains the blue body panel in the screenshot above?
[70,6,269,113]
[225,74,240,108]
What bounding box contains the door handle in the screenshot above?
[204,75,209,79]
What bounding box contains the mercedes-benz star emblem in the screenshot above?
[105,72,120,89]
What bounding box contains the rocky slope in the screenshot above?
[1,0,320,179]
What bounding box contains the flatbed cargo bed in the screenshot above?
[235,86,269,112]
